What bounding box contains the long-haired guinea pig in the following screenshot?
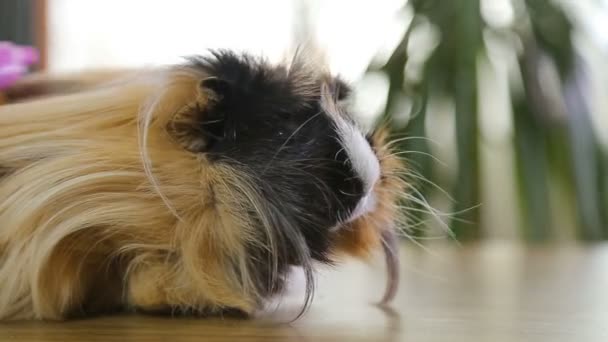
[0,50,405,320]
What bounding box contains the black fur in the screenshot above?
[185,51,367,295]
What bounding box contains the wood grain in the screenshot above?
[1,242,607,342]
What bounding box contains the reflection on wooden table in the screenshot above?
[1,242,607,342]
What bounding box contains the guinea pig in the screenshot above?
[0,50,405,320]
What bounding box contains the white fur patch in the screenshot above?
[319,83,381,222]
[346,192,377,223]
[334,117,380,194]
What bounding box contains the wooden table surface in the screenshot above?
[1,242,607,342]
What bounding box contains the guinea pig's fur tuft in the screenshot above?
[0,50,406,320]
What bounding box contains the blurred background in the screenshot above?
[1,0,606,243]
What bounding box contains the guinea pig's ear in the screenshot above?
[166,77,232,153]
[200,77,232,102]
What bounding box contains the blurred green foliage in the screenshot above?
[370,0,607,241]
[0,1,34,45]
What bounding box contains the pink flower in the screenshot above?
[0,41,39,90]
